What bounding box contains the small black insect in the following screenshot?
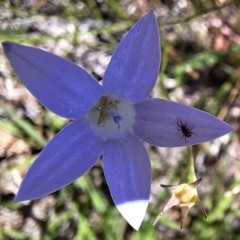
[177,119,196,142]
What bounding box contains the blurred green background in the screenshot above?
[0,0,240,239]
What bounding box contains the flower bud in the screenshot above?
[153,178,207,230]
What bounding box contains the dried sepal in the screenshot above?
[153,196,178,225]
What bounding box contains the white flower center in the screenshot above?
[87,95,135,139]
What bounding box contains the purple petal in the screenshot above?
[2,42,102,119]
[133,98,234,147]
[14,118,103,202]
[103,133,151,230]
[102,10,160,102]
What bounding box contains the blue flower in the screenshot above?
[2,10,233,230]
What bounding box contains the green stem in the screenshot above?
[184,146,197,183]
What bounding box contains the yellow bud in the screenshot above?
[174,183,198,204]
[153,178,207,229]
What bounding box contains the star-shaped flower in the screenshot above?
[2,10,233,230]
[153,178,207,230]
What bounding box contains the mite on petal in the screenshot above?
[153,178,207,230]
[177,119,196,142]
[1,8,233,231]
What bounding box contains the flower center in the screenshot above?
[87,95,135,139]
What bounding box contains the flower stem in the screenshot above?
[184,146,197,183]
